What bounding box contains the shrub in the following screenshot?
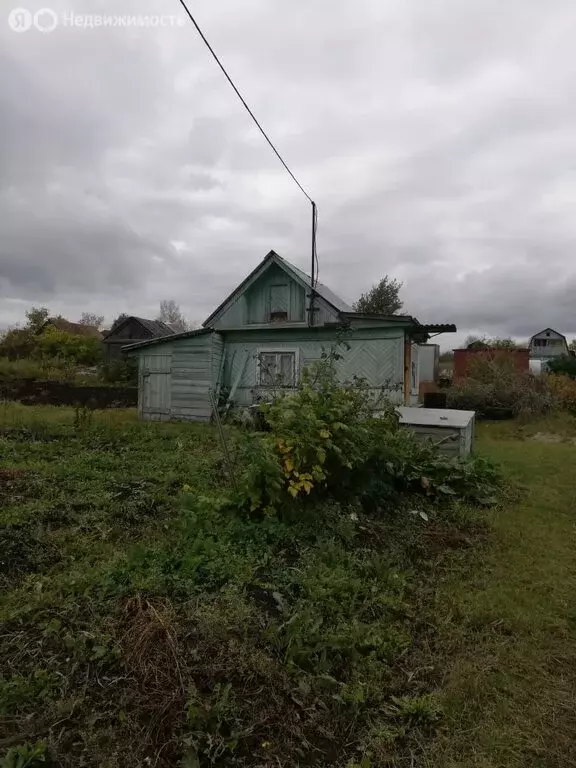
[35,328,102,366]
[547,355,576,379]
[0,741,48,768]
[234,351,501,516]
[547,373,576,413]
[100,359,138,384]
[0,327,102,368]
[0,329,36,361]
[447,357,554,419]
[0,357,79,382]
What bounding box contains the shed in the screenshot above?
[125,251,456,422]
[101,317,173,360]
[397,406,475,458]
[128,329,224,421]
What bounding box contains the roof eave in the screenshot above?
[122,327,215,352]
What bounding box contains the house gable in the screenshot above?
[102,317,172,343]
[529,327,568,357]
[204,250,345,330]
[530,328,566,343]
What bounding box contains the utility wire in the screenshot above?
[176,0,314,206]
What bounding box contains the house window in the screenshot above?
[269,284,289,323]
[534,338,548,347]
[257,349,298,387]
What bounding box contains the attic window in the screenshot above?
[269,284,289,322]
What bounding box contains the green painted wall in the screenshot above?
[245,263,306,324]
[136,332,223,422]
[222,327,406,406]
[133,324,409,422]
[138,347,172,421]
[210,263,340,330]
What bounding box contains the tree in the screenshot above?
[0,328,35,360]
[157,300,191,333]
[464,334,483,349]
[36,327,102,366]
[78,312,104,329]
[569,339,576,353]
[464,335,522,350]
[353,276,403,315]
[25,306,50,333]
[110,313,129,332]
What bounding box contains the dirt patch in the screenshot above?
[531,432,576,445]
[0,378,137,408]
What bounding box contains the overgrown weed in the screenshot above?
[0,363,501,767]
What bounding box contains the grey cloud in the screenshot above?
[1,0,576,340]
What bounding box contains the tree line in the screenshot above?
[0,300,195,366]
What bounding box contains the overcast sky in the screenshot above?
[1,0,576,345]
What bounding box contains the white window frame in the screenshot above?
[256,347,300,388]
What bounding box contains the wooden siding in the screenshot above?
[133,326,410,422]
[134,332,223,422]
[211,333,226,398]
[170,335,215,421]
[405,425,461,456]
[211,263,340,330]
[222,327,405,406]
[398,407,475,458]
[529,328,568,359]
[245,264,306,324]
[139,349,172,421]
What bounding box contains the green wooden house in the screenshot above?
[125,251,456,421]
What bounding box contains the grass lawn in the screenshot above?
[1,404,575,767]
[426,417,576,768]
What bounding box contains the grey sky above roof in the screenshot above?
[1,0,576,347]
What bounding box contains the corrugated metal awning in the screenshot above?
[417,324,457,334]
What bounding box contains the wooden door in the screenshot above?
[140,354,171,420]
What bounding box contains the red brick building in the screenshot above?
[453,347,529,382]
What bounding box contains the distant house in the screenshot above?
[124,250,456,422]
[529,328,569,359]
[101,316,173,361]
[38,318,102,339]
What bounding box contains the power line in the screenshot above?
[175,0,314,206]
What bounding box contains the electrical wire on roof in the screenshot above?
[176,0,319,317]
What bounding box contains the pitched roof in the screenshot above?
[530,327,567,342]
[122,328,214,352]
[41,318,102,338]
[203,250,353,326]
[101,316,174,340]
[132,317,174,336]
[274,253,354,313]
